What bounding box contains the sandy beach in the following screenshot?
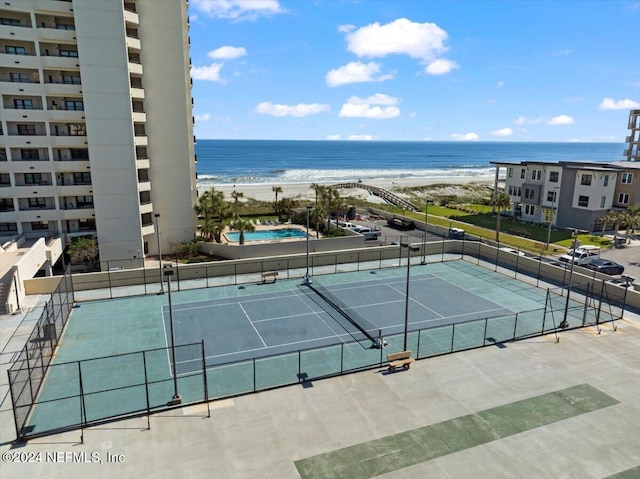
[199,176,497,205]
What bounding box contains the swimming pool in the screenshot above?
[225,227,308,242]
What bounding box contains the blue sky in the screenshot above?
[187,0,640,142]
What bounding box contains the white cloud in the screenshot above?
[491,127,513,137]
[547,115,575,125]
[552,49,572,56]
[425,58,459,75]
[339,94,400,119]
[497,81,504,88]
[194,113,211,121]
[451,132,479,141]
[208,46,247,60]
[344,18,449,61]
[325,61,394,87]
[598,97,640,110]
[347,135,375,141]
[254,102,330,117]
[514,116,545,125]
[190,0,284,20]
[190,63,223,82]
[326,134,341,140]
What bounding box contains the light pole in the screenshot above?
[154,213,164,294]
[303,205,312,285]
[545,187,559,251]
[404,244,420,351]
[421,199,432,264]
[560,228,585,329]
[164,265,181,405]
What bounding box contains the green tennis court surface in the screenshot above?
[294,384,619,479]
[24,259,595,436]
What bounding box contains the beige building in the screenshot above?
[0,0,197,268]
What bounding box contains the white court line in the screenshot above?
[293,287,349,344]
[406,307,513,330]
[239,303,268,348]
[169,291,301,313]
[386,283,444,319]
[160,305,174,378]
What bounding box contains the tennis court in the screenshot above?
[17,257,605,438]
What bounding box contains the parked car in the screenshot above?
[606,275,635,290]
[585,258,624,275]
[498,247,525,257]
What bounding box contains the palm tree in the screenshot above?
[195,187,230,242]
[67,236,99,267]
[490,192,512,243]
[272,185,283,220]
[310,183,322,207]
[230,217,255,245]
[622,204,640,243]
[320,186,339,231]
[231,190,244,218]
[601,210,621,236]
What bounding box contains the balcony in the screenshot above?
[1,108,46,123]
[38,55,80,70]
[35,28,76,43]
[126,36,141,51]
[130,87,145,99]
[0,52,40,69]
[128,62,143,75]
[134,136,148,147]
[3,135,50,148]
[124,9,140,25]
[1,81,42,95]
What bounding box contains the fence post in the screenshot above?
[252,358,256,392]
[8,369,22,441]
[483,318,488,346]
[450,324,456,352]
[142,351,151,430]
[107,261,113,299]
[340,343,344,373]
[512,313,519,339]
[201,341,210,418]
[78,361,87,444]
[143,261,148,295]
[416,330,421,359]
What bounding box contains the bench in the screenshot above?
[387,351,414,372]
[261,271,278,283]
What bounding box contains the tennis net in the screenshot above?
[306,282,380,347]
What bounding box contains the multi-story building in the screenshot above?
[493,161,623,232]
[625,109,639,162]
[0,0,197,268]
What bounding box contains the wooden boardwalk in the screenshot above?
[331,182,420,211]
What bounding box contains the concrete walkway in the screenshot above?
[1,296,639,478]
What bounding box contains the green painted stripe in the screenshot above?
[604,465,640,479]
[295,384,618,479]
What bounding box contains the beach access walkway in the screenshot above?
[331,182,420,211]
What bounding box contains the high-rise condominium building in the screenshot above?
[0,0,197,267]
[625,109,639,162]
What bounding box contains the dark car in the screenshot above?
[585,258,624,275]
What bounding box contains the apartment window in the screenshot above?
[621,173,633,184]
[600,196,606,208]
[0,174,11,186]
[10,72,30,83]
[524,205,535,216]
[546,190,557,202]
[56,23,75,31]
[581,174,592,186]
[524,188,535,200]
[78,219,96,231]
[62,75,81,84]
[73,172,91,185]
[0,223,18,232]
[20,149,40,160]
[30,221,49,231]
[17,124,36,135]
[24,173,42,184]
[603,175,609,187]
[28,197,47,208]
[70,149,89,160]
[0,199,14,211]
[64,100,83,111]
[618,193,630,205]
[1,18,21,26]
[0,150,7,161]
[531,169,542,181]
[76,196,93,208]
[508,167,513,178]
[578,195,589,207]
[549,171,559,183]
[6,46,26,55]
[520,169,526,179]
[59,49,78,58]
[14,99,34,110]
[68,124,86,136]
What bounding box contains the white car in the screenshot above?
[606,275,635,291]
[559,246,601,265]
[498,247,525,257]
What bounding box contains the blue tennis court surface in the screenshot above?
[25,259,574,436]
[166,268,516,371]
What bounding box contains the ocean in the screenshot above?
[195,140,625,186]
